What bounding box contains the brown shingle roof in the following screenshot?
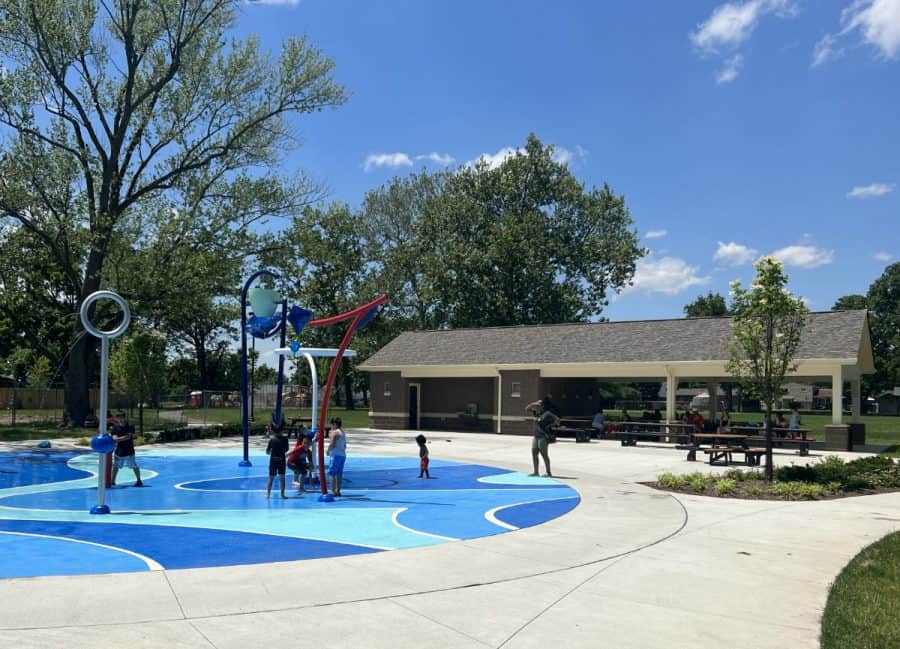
[360,310,868,368]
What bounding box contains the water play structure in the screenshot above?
[239,269,388,501]
[79,290,131,515]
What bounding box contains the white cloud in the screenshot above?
[842,0,900,59]
[645,229,668,239]
[364,152,413,172]
[873,251,892,261]
[847,182,895,198]
[816,0,900,67]
[714,241,759,265]
[690,0,795,52]
[467,143,586,169]
[716,54,744,83]
[769,244,835,268]
[627,256,710,295]
[812,33,844,66]
[551,145,589,165]
[415,152,456,166]
[468,147,524,170]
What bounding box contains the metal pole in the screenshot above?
[239,269,281,467]
[80,290,130,515]
[274,299,287,424]
[303,352,318,483]
[240,277,251,467]
[250,336,256,422]
[96,336,110,511]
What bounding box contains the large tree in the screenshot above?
[0,0,346,424]
[684,291,729,318]
[418,134,643,327]
[727,257,808,480]
[266,203,369,409]
[832,294,868,312]
[866,263,900,394]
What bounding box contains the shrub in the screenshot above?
[724,468,747,481]
[657,472,686,489]
[799,483,826,499]
[773,481,805,500]
[775,464,817,483]
[687,472,715,493]
[844,455,895,476]
[714,478,738,496]
[76,436,89,446]
[745,484,764,498]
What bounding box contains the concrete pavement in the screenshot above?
[0,430,897,648]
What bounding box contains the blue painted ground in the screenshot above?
[0,449,579,578]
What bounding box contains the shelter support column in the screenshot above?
[496,375,502,433]
[666,368,676,422]
[831,369,843,425]
[851,379,861,423]
[707,382,718,423]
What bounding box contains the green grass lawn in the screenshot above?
[150,406,372,429]
[821,531,900,649]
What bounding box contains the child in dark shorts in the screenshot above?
[265,424,289,499]
[416,434,430,478]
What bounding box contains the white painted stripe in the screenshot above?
[0,530,164,571]
[484,496,579,531]
[390,508,458,542]
[484,505,519,530]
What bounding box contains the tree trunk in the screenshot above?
[138,402,144,436]
[361,384,369,407]
[344,371,355,410]
[196,339,208,390]
[64,334,96,426]
[764,403,773,481]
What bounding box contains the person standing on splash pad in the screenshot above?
[326,417,346,497]
[265,423,289,499]
[526,397,557,477]
[110,412,143,487]
[416,434,430,478]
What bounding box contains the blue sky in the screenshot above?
[236,0,899,322]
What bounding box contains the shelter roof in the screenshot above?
[360,310,872,372]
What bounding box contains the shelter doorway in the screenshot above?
[408,383,421,429]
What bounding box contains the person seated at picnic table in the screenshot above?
[591,407,605,434]
[718,410,732,433]
[691,409,704,434]
[620,408,631,422]
[788,406,802,436]
[774,412,787,436]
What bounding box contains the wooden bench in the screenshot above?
[745,436,814,456]
[703,446,741,465]
[737,447,766,466]
[552,426,592,443]
[677,443,701,461]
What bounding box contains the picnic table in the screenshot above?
[730,425,815,456]
[613,421,694,446]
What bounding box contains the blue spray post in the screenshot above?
[79,290,131,515]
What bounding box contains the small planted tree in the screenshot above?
[726,257,808,480]
[111,330,168,435]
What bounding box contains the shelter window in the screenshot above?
[383,382,391,398]
[510,382,521,398]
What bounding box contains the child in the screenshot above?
[416,434,430,478]
[265,423,289,499]
[287,426,311,491]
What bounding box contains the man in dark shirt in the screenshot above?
[111,412,143,487]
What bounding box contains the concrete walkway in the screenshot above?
[0,431,898,648]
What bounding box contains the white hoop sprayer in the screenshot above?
[79,290,131,514]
